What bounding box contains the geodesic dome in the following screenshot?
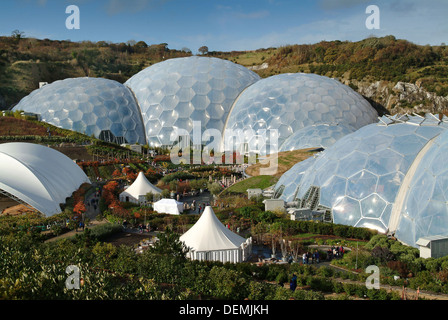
[0,142,90,216]
[125,56,260,147]
[279,123,355,152]
[273,156,317,203]
[224,73,378,154]
[13,77,146,144]
[392,126,448,247]
[277,114,448,233]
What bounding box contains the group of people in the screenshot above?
[326,245,345,260]
[122,219,151,234]
[302,250,320,264]
[190,200,210,214]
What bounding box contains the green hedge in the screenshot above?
[267,219,377,240]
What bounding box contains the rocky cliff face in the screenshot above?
[347,79,448,116]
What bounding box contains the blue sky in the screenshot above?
[0,0,447,53]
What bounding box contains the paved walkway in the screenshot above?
[45,187,104,243]
[44,219,108,243]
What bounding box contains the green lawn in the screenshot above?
[220,175,278,196]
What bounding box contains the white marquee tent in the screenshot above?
[0,142,90,216]
[153,198,183,215]
[119,171,162,205]
[179,206,252,263]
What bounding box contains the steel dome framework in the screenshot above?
[274,114,448,235]
[13,77,147,145]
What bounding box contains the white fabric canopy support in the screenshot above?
[119,171,161,204]
[153,198,183,215]
[180,206,252,263]
[0,142,90,216]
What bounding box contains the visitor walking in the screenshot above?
[302,252,307,265]
[314,250,320,264]
[290,273,297,292]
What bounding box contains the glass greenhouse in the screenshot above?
[224,73,378,154]
[125,56,260,148]
[13,77,146,144]
[279,123,355,152]
[273,156,317,203]
[393,126,448,247]
[274,114,448,236]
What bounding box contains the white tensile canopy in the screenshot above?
[119,171,161,205]
[179,206,252,263]
[0,142,90,216]
[153,198,183,215]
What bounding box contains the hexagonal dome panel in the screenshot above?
[13,77,146,144]
[125,56,260,147]
[394,127,448,247]
[224,73,378,154]
[279,123,355,152]
[275,114,448,233]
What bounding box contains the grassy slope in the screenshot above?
[245,148,318,178]
[220,175,279,196]
[2,35,447,110]
[219,149,317,196]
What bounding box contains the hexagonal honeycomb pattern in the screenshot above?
[224,73,378,154]
[278,115,448,233]
[395,128,448,247]
[279,123,355,152]
[125,56,260,147]
[13,77,146,144]
[273,156,317,203]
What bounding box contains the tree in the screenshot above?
[198,46,209,55]
[73,201,86,215]
[208,182,223,196]
[11,30,25,40]
[181,47,192,54]
[161,189,171,198]
[145,192,154,202]
[112,169,121,178]
[135,41,148,48]
[149,227,189,260]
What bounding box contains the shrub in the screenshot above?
[89,223,123,241]
[208,266,249,300]
[247,281,274,300]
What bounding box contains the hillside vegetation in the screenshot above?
[1,35,447,114]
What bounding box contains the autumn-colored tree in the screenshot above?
[198,46,208,55]
[146,168,156,175]
[112,169,121,178]
[122,167,132,176]
[102,180,119,206]
[127,172,137,181]
[73,201,86,215]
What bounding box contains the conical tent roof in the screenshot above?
[120,171,161,200]
[180,206,247,251]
